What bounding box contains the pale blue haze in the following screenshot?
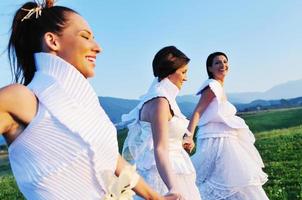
[0,0,301,99]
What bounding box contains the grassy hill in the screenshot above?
[1,107,302,199]
[255,126,302,200]
[117,107,302,200]
[240,107,302,132]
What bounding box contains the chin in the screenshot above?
[87,73,95,78]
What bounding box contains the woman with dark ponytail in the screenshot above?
[1,1,178,199]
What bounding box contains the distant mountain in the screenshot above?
[99,97,139,124]
[178,101,196,118]
[178,96,302,116]
[236,96,302,112]
[99,78,302,123]
[263,79,302,100]
[228,92,263,104]
[230,79,302,103]
[99,96,199,124]
[177,95,199,104]
[178,79,302,104]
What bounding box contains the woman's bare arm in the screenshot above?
[0,84,37,143]
[187,87,215,135]
[148,98,180,192]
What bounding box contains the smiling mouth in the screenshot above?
[86,56,96,63]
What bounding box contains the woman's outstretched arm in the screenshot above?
[187,88,215,137]
[183,88,215,153]
[115,155,180,200]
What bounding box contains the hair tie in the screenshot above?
[21,0,55,22]
[21,5,42,21]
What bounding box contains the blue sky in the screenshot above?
[0,0,301,99]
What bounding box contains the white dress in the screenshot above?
[9,53,119,199]
[122,78,201,200]
[192,79,269,200]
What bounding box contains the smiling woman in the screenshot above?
[122,46,201,200]
[54,14,101,78]
[0,0,177,199]
[187,52,269,200]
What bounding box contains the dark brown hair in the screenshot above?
[7,0,77,85]
[206,52,228,79]
[152,46,190,80]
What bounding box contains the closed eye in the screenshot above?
[81,35,90,40]
[79,29,93,40]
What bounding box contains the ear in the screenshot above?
[42,32,60,52]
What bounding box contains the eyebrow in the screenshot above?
[80,29,95,38]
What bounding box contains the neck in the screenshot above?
[215,78,224,86]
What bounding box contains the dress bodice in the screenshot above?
[127,116,195,174]
[8,53,118,199]
[197,79,248,130]
[139,116,189,150]
[122,78,195,174]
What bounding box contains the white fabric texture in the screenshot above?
[122,78,201,200]
[8,53,119,200]
[192,79,269,200]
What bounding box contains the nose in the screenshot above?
[183,74,188,81]
[93,40,102,54]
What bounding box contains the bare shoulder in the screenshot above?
[0,84,37,122]
[201,87,215,100]
[140,97,170,122]
[147,97,170,111]
[0,84,35,108]
[195,87,215,111]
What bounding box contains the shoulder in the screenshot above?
[201,87,216,99]
[197,79,215,95]
[197,79,223,99]
[0,84,34,102]
[145,97,170,111]
[141,97,171,122]
[195,87,215,111]
[0,84,36,114]
[0,83,32,95]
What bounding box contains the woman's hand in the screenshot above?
[182,136,195,153]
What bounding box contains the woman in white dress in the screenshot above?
[0,1,177,199]
[185,52,269,200]
[122,46,201,200]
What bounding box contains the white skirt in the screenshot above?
[192,128,269,200]
[199,183,269,200]
[134,166,201,200]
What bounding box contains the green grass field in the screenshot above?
[240,107,302,132]
[256,126,302,200]
[1,107,302,199]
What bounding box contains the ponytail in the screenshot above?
[7,0,77,85]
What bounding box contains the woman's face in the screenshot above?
[56,13,101,78]
[168,64,188,90]
[209,55,229,82]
